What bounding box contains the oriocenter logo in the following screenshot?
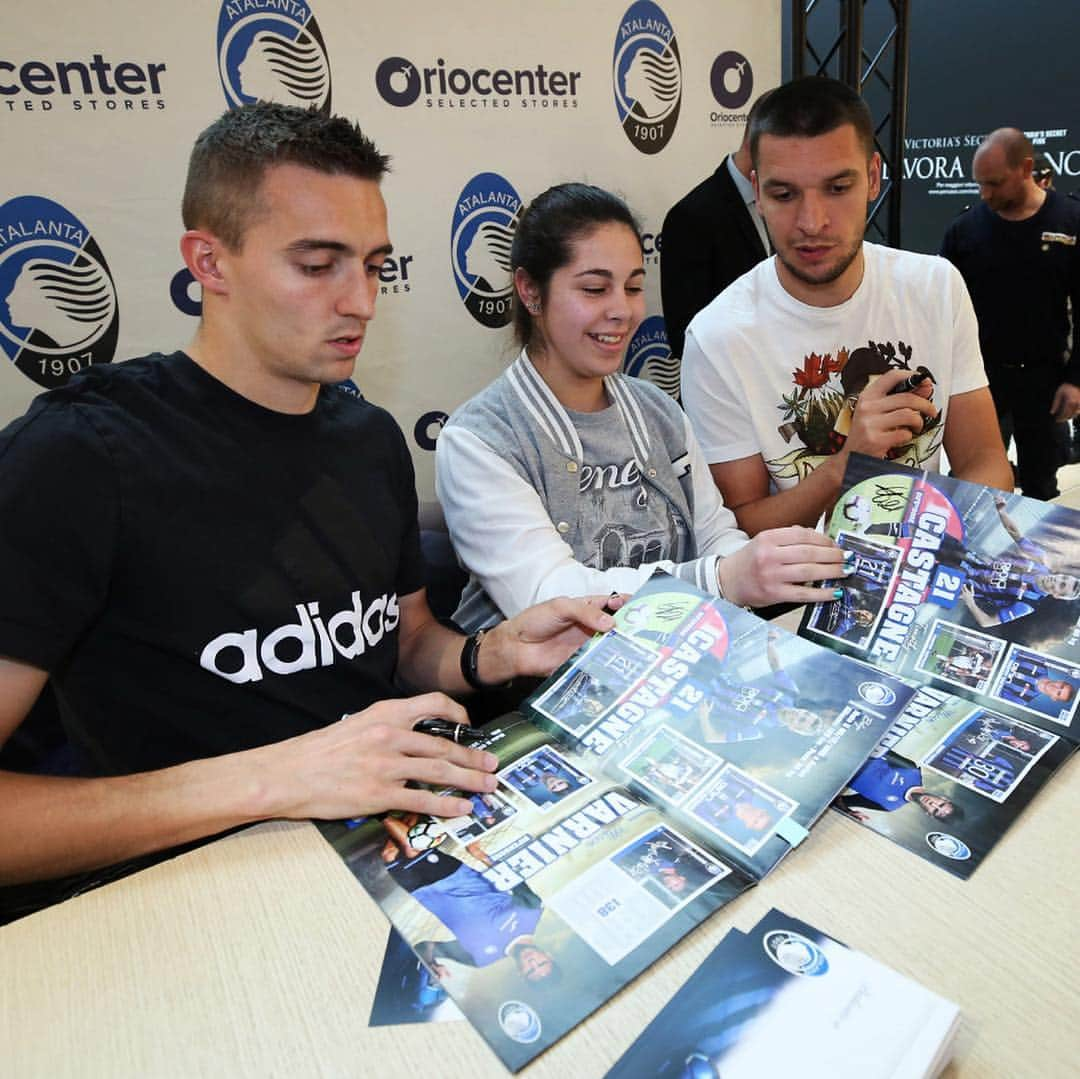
[642,223,662,267]
[451,172,522,328]
[0,53,167,113]
[0,196,118,388]
[376,250,414,296]
[170,267,201,317]
[711,51,753,109]
[623,315,679,398]
[613,1,681,155]
[414,411,448,452]
[375,55,580,111]
[217,0,331,113]
[710,50,754,126]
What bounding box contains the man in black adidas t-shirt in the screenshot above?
[941,127,1080,500]
[0,103,614,913]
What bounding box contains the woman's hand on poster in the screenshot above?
[718,526,848,608]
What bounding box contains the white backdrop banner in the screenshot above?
[1,0,779,517]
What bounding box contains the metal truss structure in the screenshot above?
[791,0,911,246]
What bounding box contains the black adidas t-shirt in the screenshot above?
[0,352,425,774]
[941,189,1080,378]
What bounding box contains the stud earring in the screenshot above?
[527,302,541,314]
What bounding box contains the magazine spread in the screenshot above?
[319,573,915,1070]
[801,453,1080,741]
[800,455,1079,873]
[606,908,960,1079]
[319,714,754,1072]
[523,573,916,879]
[836,678,1074,877]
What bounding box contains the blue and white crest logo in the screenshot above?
[613,1,681,155]
[451,172,522,328]
[857,680,897,707]
[624,315,679,398]
[926,831,971,860]
[217,0,331,113]
[763,930,829,976]
[498,1000,542,1044]
[0,196,118,388]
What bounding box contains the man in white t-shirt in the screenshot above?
[681,77,1012,536]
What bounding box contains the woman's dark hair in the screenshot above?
[511,183,642,349]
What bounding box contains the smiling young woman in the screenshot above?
[436,183,849,631]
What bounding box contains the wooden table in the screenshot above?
[5,551,1080,1078]
[2,743,1077,1077]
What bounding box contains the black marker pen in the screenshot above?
[412,718,488,745]
[888,366,935,395]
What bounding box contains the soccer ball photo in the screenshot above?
[407,818,446,851]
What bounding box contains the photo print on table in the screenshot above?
[914,620,1006,695]
[685,764,798,855]
[617,725,720,807]
[989,645,1080,725]
[531,630,658,737]
[498,746,594,811]
[608,824,729,912]
[804,531,902,651]
[439,789,519,843]
[920,708,1058,803]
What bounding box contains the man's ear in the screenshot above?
[179,230,230,297]
[867,152,882,202]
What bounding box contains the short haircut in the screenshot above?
[740,87,774,145]
[750,76,875,167]
[511,182,642,349]
[980,128,1034,168]
[182,102,390,249]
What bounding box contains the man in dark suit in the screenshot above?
[660,97,772,362]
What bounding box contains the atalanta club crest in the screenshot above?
[217,0,332,113]
[857,680,897,708]
[0,196,118,389]
[613,1,681,155]
[450,172,522,329]
[624,316,679,398]
[763,929,830,976]
[926,831,972,860]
